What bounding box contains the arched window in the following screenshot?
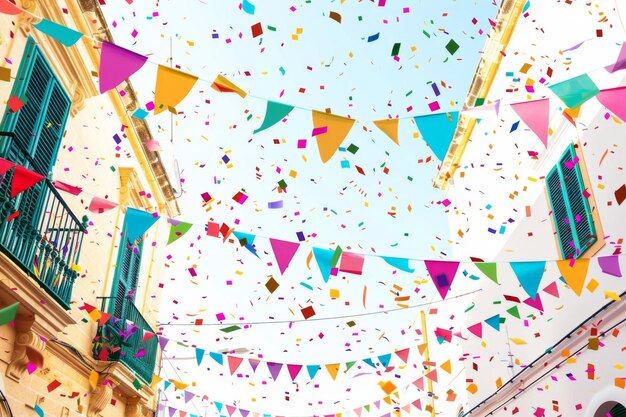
[594,402,626,417]
[608,403,626,417]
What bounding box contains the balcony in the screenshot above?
[0,132,86,310]
[93,297,158,384]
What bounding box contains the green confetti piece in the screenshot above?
[422,30,430,38]
[445,39,460,55]
[330,246,343,267]
[278,179,288,189]
[391,42,401,56]
[347,144,359,154]
[475,97,485,106]
[220,325,241,333]
[132,378,141,390]
[267,25,277,31]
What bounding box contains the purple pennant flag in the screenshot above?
[248,359,260,373]
[267,362,283,381]
[184,390,195,403]
[168,406,176,417]
[99,41,148,93]
[240,410,250,417]
[598,255,622,277]
[606,43,626,73]
[158,336,170,351]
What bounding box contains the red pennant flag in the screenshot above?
[98,311,112,326]
[424,369,438,383]
[228,356,243,375]
[141,331,155,342]
[467,322,483,338]
[269,238,300,275]
[394,348,410,363]
[10,165,44,197]
[0,0,22,14]
[0,158,15,175]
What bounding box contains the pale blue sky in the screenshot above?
[100,1,498,415]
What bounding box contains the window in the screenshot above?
[109,213,144,321]
[609,404,626,417]
[546,144,597,259]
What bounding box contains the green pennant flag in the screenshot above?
[549,74,599,109]
[345,361,356,371]
[506,305,520,319]
[330,246,343,268]
[475,262,498,284]
[253,101,294,134]
[167,219,193,245]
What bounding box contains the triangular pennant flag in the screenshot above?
[467,322,482,338]
[267,362,283,381]
[214,402,223,412]
[195,349,204,366]
[226,405,236,417]
[0,158,15,175]
[394,348,410,363]
[364,405,370,413]
[523,293,544,312]
[88,196,118,214]
[211,74,247,98]
[511,261,545,300]
[543,281,560,298]
[10,165,44,198]
[598,255,622,277]
[125,207,159,243]
[0,0,22,14]
[424,260,460,300]
[306,365,320,379]
[269,238,300,274]
[233,231,259,257]
[287,364,302,381]
[313,247,335,282]
[381,256,415,273]
[549,74,599,109]
[154,65,198,114]
[362,358,376,368]
[413,377,424,391]
[373,119,399,145]
[563,106,581,126]
[413,111,459,161]
[158,336,169,351]
[484,315,500,331]
[240,410,250,417]
[99,41,148,93]
[510,98,550,147]
[417,343,427,356]
[424,369,438,383]
[345,361,356,371]
[311,110,356,163]
[254,101,294,134]
[151,374,163,388]
[507,305,520,319]
[248,359,260,372]
[171,380,189,391]
[167,219,193,245]
[475,262,498,284]
[325,363,340,380]
[440,359,451,374]
[168,406,176,417]
[412,399,422,411]
[209,351,223,365]
[354,407,362,417]
[606,42,626,73]
[378,354,392,368]
[228,356,244,375]
[184,391,195,403]
[596,87,626,122]
[557,258,590,297]
[34,18,82,47]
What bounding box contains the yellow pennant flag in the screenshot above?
[154,65,198,114]
[169,379,190,391]
[440,359,451,374]
[211,74,247,98]
[150,374,163,388]
[311,111,355,163]
[557,258,590,296]
[373,119,400,145]
[325,363,340,380]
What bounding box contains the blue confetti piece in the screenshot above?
[367,33,380,42]
[341,160,350,168]
[132,108,149,120]
[510,121,520,132]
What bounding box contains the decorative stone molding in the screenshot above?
[87,378,113,417]
[125,396,149,417]
[5,315,46,382]
[16,0,39,33]
[70,80,88,117]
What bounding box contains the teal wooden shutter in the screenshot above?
[110,214,144,320]
[546,145,596,259]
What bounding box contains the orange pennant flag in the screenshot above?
[373,119,399,145]
[557,258,590,296]
[311,110,355,163]
[440,359,451,374]
[212,74,247,98]
[154,65,198,114]
[325,363,340,380]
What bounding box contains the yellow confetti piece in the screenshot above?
[605,290,621,301]
[586,278,599,293]
[510,338,527,345]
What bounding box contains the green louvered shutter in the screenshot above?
[546,145,596,259]
[110,216,144,322]
[559,146,596,255]
[610,404,626,417]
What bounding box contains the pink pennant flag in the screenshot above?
[412,399,422,411]
[394,348,409,363]
[339,252,365,275]
[606,43,626,73]
[413,377,424,391]
[88,196,118,214]
[543,281,560,298]
[596,87,626,122]
[511,98,550,147]
[269,238,300,274]
[523,293,544,312]
[424,260,459,300]
[228,356,243,375]
[99,41,148,93]
[52,180,82,195]
[467,322,482,338]
[287,364,302,381]
[225,405,237,416]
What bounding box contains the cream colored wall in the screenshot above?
[0,4,170,417]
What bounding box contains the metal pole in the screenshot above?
[420,310,435,417]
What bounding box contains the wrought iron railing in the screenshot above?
[93,297,158,384]
[0,132,86,309]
